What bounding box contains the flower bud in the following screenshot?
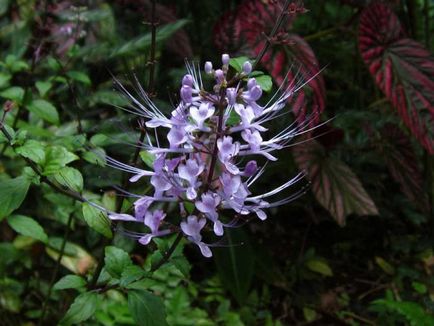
[244,160,258,176]
[215,69,224,83]
[182,74,194,87]
[247,78,257,90]
[180,85,192,103]
[204,61,213,74]
[243,61,252,74]
[222,54,230,65]
[248,85,262,101]
[226,88,237,106]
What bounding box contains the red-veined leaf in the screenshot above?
[214,0,325,126]
[293,139,378,225]
[359,3,434,153]
[377,123,429,212]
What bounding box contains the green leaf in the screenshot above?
[35,81,52,97]
[82,147,106,166]
[0,0,10,16]
[16,139,46,164]
[303,307,317,322]
[0,72,12,88]
[213,228,254,305]
[255,74,273,92]
[128,290,168,326]
[0,176,31,220]
[110,20,189,58]
[293,139,378,226]
[306,259,333,277]
[7,215,48,243]
[54,167,83,192]
[411,281,427,294]
[120,265,148,287]
[42,146,79,175]
[27,99,59,124]
[104,246,132,279]
[372,299,434,326]
[375,256,395,275]
[229,56,250,72]
[54,275,86,291]
[60,292,98,325]
[46,240,96,274]
[66,71,91,85]
[0,86,25,103]
[82,203,112,238]
[139,151,156,169]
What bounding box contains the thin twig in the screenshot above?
[38,213,74,325]
[252,0,293,71]
[150,232,183,272]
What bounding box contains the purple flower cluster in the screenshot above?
[106,54,308,257]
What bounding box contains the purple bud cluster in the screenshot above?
[107,54,307,257]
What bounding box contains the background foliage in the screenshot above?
[0,0,433,325]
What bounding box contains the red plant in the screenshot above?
[214,0,325,126]
[359,2,434,153]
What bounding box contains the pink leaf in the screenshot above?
[359,3,434,153]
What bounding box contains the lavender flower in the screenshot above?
[104,54,311,257]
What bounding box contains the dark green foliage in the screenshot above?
[0,1,433,325]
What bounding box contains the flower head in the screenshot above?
[104,54,309,257]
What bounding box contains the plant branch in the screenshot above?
[252,0,292,71]
[0,124,86,203]
[150,232,183,272]
[90,0,160,287]
[38,213,74,326]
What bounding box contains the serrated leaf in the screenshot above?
[27,99,59,124]
[42,146,79,175]
[66,71,91,85]
[128,290,168,326]
[7,215,47,243]
[0,86,25,103]
[359,3,434,153]
[60,292,98,325]
[54,167,83,192]
[16,139,46,164]
[0,176,31,221]
[293,139,378,225]
[213,228,254,305]
[82,203,112,238]
[306,259,333,277]
[104,246,132,279]
[54,275,86,291]
[120,265,148,287]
